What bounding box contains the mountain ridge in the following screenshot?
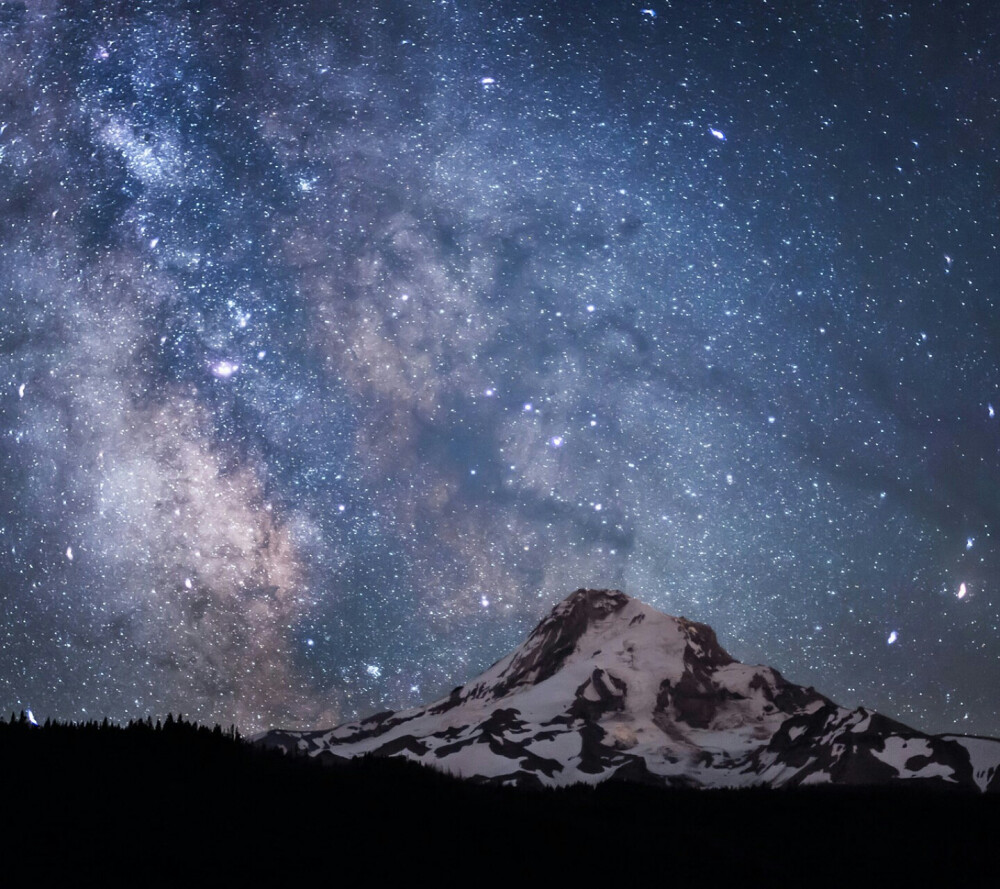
[261,588,1000,792]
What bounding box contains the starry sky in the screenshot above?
[0,0,997,736]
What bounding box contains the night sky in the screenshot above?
[0,0,997,736]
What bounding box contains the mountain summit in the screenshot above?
[262,589,1000,791]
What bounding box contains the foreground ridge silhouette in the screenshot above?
[3,701,999,882]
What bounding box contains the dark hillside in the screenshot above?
[2,715,996,883]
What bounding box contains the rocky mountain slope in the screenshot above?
[261,589,1000,791]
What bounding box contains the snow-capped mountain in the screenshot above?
[261,589,1000,791]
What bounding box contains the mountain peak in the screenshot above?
[558,586,631,615]
[491,588,735,693]
[490,588,632,694]
[261,589,1000,792]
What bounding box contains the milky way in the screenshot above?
[1,1,997,735]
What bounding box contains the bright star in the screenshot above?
[210,359,239,379]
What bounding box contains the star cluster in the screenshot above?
[0,1,997,735]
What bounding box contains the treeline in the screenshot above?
[4,708,240,739]
[0,709,252,776]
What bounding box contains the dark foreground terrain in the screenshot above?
[2,714,996,883]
